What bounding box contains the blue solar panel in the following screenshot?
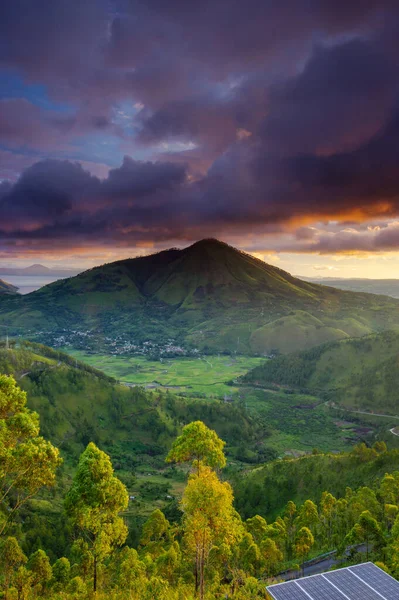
[350,563,399,600]
[324,568,383,599]
[298,574,348,599]
[267,580,315,600]
[267,562,398,600]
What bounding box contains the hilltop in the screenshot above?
[0,278,18,294]
[243,329,399,413]
[1,239,399,354]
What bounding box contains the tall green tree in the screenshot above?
[65,442,128,592]
[295,527,314,575]
[181,465,241,599]
[0,536,27,600]
[166,420,226,473]
[27,549,52,595]
[296,500,319,533]
[345,510,383,560]
[0,375,62,536]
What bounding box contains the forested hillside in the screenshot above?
[243,330,399,413]
[0,341,268,469]
[3,376,399,600]
[1,239,399,355]
[234,442,399,518]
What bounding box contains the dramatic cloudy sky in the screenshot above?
[1,0,399,277]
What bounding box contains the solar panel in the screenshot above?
[298,574,348,599]
[267,563,398,600]
[350,563,399,600]
[324,568,383,599]
[267,580,313,600]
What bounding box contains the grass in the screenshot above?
[61,351,263,396]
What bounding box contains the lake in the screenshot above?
[0,275,66,294]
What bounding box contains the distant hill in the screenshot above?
[0,263,81,276]
[0,278,18,294]
[304,277,399,299]
[1,239,399,354]
[243,330,399,413]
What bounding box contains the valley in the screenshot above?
[61,347,377,455]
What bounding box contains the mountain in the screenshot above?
[0,278,18,294]
[303,277,399,299]
[1,239,399,354]
[0,263,81,276]
[243,329,399,413]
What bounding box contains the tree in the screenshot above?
[181,465,241,599]
[27,549,52,594]
[380,473,399,505]
[320,492,337,547]
[116,547,146,595]
[140,509,172,560]
[260,538,283,577]
[346,510,383,560]
[65,442,129,591]
[284,501,297,559]
[296,500,319,533]
[0,537,27,600]
[295,527,314,575]
[166,420,226,473]
[141,509,171,547]
[245,515,268,544]
[0,375,62,536]
[13,566,32,600]
[52,557,70,587]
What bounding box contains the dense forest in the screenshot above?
[3,375,399,599]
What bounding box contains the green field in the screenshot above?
[62,351,263,396]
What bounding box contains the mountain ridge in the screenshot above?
[1,238,399,354]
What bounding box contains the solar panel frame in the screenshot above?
[267,562,398,600]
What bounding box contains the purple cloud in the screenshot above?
[1,1,399,258]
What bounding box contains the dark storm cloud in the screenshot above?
[0,158,189,246]
[2,0,399,254]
